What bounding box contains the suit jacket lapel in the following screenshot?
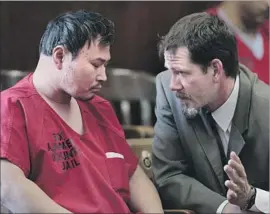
[190,112,227,193]
[227,124,246,158]
[227,65,252,156]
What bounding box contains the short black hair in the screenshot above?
[39,10,115,59]
[159,12,239,78]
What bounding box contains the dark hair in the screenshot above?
[39,10,115,59]
[158,12,239,78]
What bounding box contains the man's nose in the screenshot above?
[169,75,183,91]
[97,67,107,82]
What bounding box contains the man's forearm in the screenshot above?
[2,177,72,213]
[129,166,164,213]
[157,174,227,213]
[222,202,257,214]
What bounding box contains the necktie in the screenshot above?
[206,113,229,181]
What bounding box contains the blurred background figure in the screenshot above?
[208,1,269,84]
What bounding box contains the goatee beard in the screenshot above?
[181,103,199,119]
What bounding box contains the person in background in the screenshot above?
[152,12,269,214]
[207,1,269,84]
[0,10,163,214]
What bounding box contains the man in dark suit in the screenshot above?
[152,12,269,214]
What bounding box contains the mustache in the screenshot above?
[176,92,191,99]
[92,84,102,89]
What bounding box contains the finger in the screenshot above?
[225,180,240,193]
[224,165,235,180]
[224,165,241,185]
[227,189,238,203]
[230,152,241,164]
[228,159,247,178]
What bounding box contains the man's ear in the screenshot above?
[210,59,223,82]
[52,45,66,70]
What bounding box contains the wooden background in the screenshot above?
[0,1,218,75]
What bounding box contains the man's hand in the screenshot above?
[224,152,252,209]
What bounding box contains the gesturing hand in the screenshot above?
[224,152,252,209]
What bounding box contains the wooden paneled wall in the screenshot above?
[0,1,218,74]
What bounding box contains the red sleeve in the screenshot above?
[206,7,218,15]
[1,96,30,177]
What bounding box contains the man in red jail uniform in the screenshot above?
[207,1,269,84]
[0,10,163,213]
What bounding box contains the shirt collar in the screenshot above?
[212,75,239,132]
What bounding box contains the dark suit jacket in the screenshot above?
[152,64,269,213]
